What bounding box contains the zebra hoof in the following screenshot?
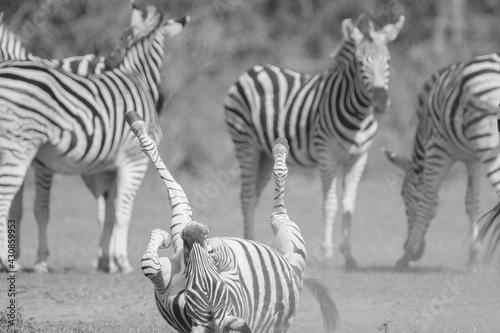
[466,259,479,272]
[97,256,118,274]
[0,260,21,273]
[395,256,409,270]
[313,246,335,267]
[33,261,49,274]
[344,257,358,271]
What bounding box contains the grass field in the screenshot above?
[1,155,500,332]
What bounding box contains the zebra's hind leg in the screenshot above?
[236,144,267,240]
[339,153,368,269]
[82,171,116,270]
[31,161,53,273]
[8,183,23,261]
[465,161,481,271]
[269,138,307,277]
[0,150,36,272]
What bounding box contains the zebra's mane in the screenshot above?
[106,6,164,69]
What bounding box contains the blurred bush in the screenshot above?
[1,0,499,178]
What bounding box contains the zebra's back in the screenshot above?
[225,64,324,166]
[418,53,500,157]
[0,60,159,174]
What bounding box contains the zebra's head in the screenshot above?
[342,15,405,113]
[384,149,426,260]
[182,222,233,331]
[107,3,190,68]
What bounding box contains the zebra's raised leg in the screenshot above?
[269,138,307,277]
[0,152,36,272]
[464,161,481,271]
[340,153,368,269]
[8,183,23,261]
[82,171,116,268]
[317,158,340,263]
[236,144,264,240]
[398,145,454,268]
[32,161,53,273]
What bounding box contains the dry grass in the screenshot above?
[1,163,500,332]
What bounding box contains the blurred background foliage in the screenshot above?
[0,0,499,178]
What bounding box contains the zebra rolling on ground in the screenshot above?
[127,111,338,332]
[224,15,404,268]
[384,54,500,269]
[0,4,190,273]
[0,2,163,273]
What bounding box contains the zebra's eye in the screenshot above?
[207,243,213,254]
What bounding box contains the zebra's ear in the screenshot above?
[342,18,363,44]
[382,16,405,43]
[383,148,412,173]
[130,0,144,28]
[161,15,190,37]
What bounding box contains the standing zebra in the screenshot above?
[128,112,338,332]
[0,3,166,273]
[384,53,500,269]
[224,15,404,268]
[0,5,189,273]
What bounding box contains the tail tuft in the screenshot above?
[303,277,339,332]
[479,201,500,261]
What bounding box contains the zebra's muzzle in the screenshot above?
[372,87,390,113]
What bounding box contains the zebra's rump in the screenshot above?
[418,54,500,157]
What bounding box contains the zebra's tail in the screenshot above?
[479,201,500,261]
[303,277,339,332]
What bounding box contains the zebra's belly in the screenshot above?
[218,238,301,332]
[35,143,118,174]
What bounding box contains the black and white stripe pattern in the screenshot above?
[128,111,338,332]
[0,5,189,273]
[224,15,404,268]
[385,53,500,269]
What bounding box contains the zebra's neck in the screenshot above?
[316,40,374,140]
[330,39,373,114]
[115,33,165,108]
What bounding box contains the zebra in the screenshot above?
[0,2,164,273]
[384,53,500,269]
[0,5,190,273]
[224,15,404,268]
[128,111,338,332]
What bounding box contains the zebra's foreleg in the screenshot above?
[317,161,340,263]
[107,160,149,274]
[32,161,53,273]
[464,161,482,271]
[340,153,368,269]
[142,229,183,297]
[236,145,263,240]
[401,147,454,265]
